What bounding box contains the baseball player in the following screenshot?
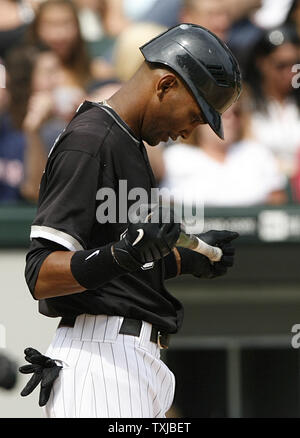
[20,24,241,418]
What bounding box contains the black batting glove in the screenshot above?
[19,348,62,407]
[113,220,181,271]
[179,230,239,279]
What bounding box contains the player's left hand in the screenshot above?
[179,230,239,279]
[19,347,62,407]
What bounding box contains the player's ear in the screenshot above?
[156,74,178,101]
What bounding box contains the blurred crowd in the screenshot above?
[1,0,300,207]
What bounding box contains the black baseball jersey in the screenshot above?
[26,101,184,334]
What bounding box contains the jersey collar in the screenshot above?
[96,101,141,145]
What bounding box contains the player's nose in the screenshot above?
[179,123,199,139]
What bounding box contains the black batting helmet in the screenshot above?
[140,23,242,139]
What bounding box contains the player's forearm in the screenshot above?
[33,244,128,300]
[34,251,86,300]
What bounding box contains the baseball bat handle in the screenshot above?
[176,232,223,262]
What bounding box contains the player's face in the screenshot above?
[143,77,206,146]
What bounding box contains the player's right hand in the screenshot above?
[112,220,181,271]
[178,230,239,279]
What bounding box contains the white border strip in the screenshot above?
[30,225,84,251]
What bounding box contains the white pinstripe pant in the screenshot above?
[43,314,175,418]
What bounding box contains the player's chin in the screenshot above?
[143,135,160,147]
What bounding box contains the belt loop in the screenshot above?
[119,318,142,336]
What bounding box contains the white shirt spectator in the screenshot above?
[253,0,293,28]
[250,98,300,176]
[162,139,287,207]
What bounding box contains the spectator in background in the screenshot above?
[162,102,287,209]
[73,0,131,65]
[226,0,263,72]
[78,0,179,68]
[135,0,182,28]
[97,0,130,38]
[72,0,110,60]
[226,0,263,24]
[123,0,159,22]
[27,0,112,88]
[113,22,166,82]
[0,45,77,202]
[285,0,300,38]
[179,0,231,41]
[0,0,35,58]
[254,0,294,29]
[244,25,300,178]
[178,0,263,71]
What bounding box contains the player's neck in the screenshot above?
[107,81,146,140]
[107,64,154,140]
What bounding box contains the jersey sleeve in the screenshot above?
[25,237,67,298]
[30,148,100,251]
